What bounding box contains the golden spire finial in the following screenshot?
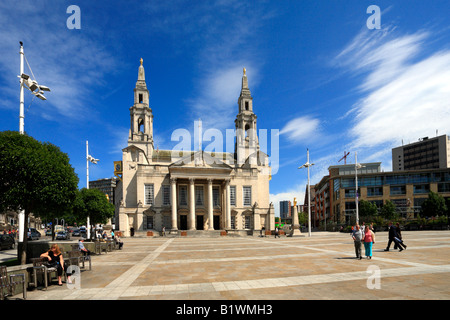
[243,67,246,76]
[140,58,143,66]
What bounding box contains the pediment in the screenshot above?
[169,151,233,170]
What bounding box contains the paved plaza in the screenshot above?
[23,230,450,301]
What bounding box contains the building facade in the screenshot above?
[314,163,450,225]
[279,200,291,221]
[392,135,450,171]
[115,61,274,236]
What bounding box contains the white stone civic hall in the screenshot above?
[114,60,275,237]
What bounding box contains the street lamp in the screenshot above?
[86,140,99,240]
[355,152,365,225]
[299,148,315,237]
[18,41,51,243]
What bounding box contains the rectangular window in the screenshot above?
[213,186,220,207]
[367,187,383,197]
[145,184,154,205]
[244,216,251,229]
[146,216,153,229]
[230,186,236,206]
[231,216,236,229]
[162,185,170,206]
[390,185,406,195]
[438,183,450,193]
[413,184,430,194]
[243,186,252,206]
[195,186,204,206]
[179,186,187,206]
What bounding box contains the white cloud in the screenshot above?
[336,28,450,157]
[270,184,306,217]
[280,116,321,143]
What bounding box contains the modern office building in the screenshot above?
[89,177,118,204]
[314,162,450,225]
[392,135,450,171]
[279,200,291,221]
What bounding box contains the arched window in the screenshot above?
[138,118,144,133]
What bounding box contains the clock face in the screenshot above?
[115,164,121,171]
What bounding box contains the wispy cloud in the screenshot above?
[280,116,321,143]
[335,27,450,158]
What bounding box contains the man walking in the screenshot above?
[352,224,363,259]
[384,222,406,251]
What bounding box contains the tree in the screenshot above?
[359,200,378,218]
[72,188,115,231]
[0,131,79,264]
[298,211,308,226]
[421,191,448,217]
[380,200,398,220]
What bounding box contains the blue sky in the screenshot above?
[1,1,450,216]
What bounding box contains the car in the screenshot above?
[72,229,81,236]
[79,227,87,238]
[27,228,41,240]
[45,229,52,236]
[0,234,15,250]
[56,231,70,240]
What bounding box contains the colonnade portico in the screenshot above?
[169,176,231,231]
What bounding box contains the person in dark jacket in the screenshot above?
[384,222,406,251]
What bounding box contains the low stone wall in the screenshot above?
[4,240,97,298]
[18,240,96,264]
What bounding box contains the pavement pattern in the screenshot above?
[23,230,450,300]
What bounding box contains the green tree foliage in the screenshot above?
[72,188,115,227]
[359,200,378,217]
[421,191,448,217]
[380,200,398,220]
[0,131,79,264]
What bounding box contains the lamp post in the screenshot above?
[86,140,99,240]
[355,152,365,225]
[17,41,50,243]
[299,149,314,237]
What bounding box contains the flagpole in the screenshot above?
[86,140,91,240]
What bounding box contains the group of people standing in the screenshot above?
[351,223,376,260]
[351,221,407,259]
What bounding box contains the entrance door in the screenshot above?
[196,215,204,230]
[213,215,220,230]
[180,215,188,230]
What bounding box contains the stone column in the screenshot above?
[225,179,231,229]
[189,178,195,230]
[207,179,214,230]
[289,204,302,237]
[170,178,178,232]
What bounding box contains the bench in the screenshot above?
[0,265,26,300]
[67,250,91,271]
[94,240,108,254]
[106,239,115,252]
[68,245,92,270]
[29,257,61,290]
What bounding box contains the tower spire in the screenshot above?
[240,67,251,98]
[138,58,146,82]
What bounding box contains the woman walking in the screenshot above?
[363,226,375,259]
